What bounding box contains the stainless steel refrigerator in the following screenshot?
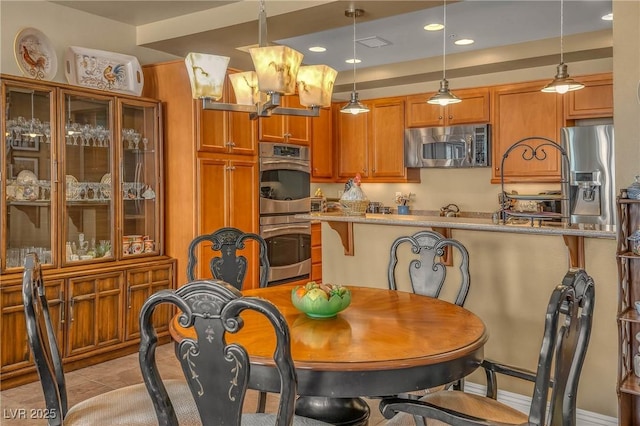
[561,124,615,225]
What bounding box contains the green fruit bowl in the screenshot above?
[291,286,351,319]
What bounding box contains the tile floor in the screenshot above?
[0,343,390,425]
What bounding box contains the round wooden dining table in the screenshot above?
[170,284,488,426]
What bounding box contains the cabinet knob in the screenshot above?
[448,115,453,120]
[439,116,443,120]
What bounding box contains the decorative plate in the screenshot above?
[65,175,79,200]
[100,173,111,199]
[16,170,38,184]
[14,27,58,80]
[64,46,143,96]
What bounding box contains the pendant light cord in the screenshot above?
[560,0,564,64]
[352,11,357,93]
[442,0,447,81]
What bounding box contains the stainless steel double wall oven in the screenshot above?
[259,142,311,285]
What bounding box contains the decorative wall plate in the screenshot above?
[65,175,79,200]
[14,27,58,80]
[16,170,38,184]
[64,46,143,96]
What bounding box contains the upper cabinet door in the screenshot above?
[199,70,257,155]
[259,94,311,145]
[2,81,56,270]
[119,98,161,257]
[405,87,490,127]
[491,81,563,183]
[60,90,115,265]
[564,73,613,120]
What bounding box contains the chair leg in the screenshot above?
[256,391,267,413]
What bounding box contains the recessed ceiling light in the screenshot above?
[345,58,362,64]
[424,23,444,31]
[601,13,613,21]
[309,46,326,53]
[454,38,475,46]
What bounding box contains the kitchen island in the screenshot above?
[296,211,615,269]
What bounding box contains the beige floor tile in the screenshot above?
[0,343,400,425]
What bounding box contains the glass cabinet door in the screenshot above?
[61,91,114,264]
[2,82,55,270]
[119,100,160,257]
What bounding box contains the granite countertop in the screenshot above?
[297,211,616,239]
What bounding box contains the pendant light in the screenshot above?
[541,0,584,94]
[428,0,461,106]
[340,8,369,115]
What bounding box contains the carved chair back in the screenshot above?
[139,279,298,426]
[528,269,595,425]
[387,230,470,306]
[22,253,67,425]
[186,227,269,289]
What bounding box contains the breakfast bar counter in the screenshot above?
[296,212,616,269]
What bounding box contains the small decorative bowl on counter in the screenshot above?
[291,282,351,319]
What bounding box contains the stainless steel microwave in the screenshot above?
[404,124,491,168]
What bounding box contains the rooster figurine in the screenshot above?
[103,64,125,88]
[21,46,46,78]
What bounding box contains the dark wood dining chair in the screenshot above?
[186,227,270,290]
[186,226,271,412]
[21,253,200,426]
[386,229,471,407]
[138,278,332,426]
[387,229,470,307]
[380,268,595,426]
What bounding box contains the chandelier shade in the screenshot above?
[229,71,260,105]
[296,65,337,108]
[184,52,230,101]
[249,45,303,95]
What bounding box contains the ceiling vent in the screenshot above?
[357,36,391,48]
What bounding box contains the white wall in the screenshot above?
[0,1,177,82]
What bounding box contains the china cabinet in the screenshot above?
[0,74,174,389]
[616,197,640,425]
[405,87,490,127]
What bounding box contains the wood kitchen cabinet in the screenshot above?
[311,107,333,181]
[142,60,261,289]
[564,72,613,120]
[198,69,257,155]
[1,74,174,389]
[405,87,490,127]
[311,222,322,282]
[259,94,311,145]
[491,80,564,183]
[335,97,420,182]
[197,156,260,288]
